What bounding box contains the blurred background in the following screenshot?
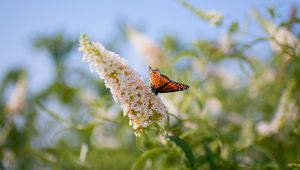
[1,0,300,169]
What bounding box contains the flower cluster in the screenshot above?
[256,85,298,136]
[79,34,167,136]
[6,74,27,114]
[253,9,300,61]
[180,0,223,27]
[203,10,224,27]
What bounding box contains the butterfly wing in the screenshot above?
[149,67,163,90]
[156,74,189,93]
[149,66,189,94]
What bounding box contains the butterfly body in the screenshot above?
[149,66,189,95]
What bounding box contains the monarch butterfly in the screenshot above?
[149,66,189,95]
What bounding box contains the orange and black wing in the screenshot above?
[149,66,189,94]
[157,74,189,93]
[149,67,163,90]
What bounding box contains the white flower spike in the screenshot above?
[79,34,167,136]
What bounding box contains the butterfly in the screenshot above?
[149,66,189,95]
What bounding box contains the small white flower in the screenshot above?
[205,97,223,116]
[5,74,27,114]
[79,34,168,136]
[219,32,232,52]
[79,143,88,162]
[204,10,224,27]
[257,121,273,136]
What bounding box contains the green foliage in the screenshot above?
[1,2,300,170]
[33,32,77,63]
[288,163,300,169]
[131,148,167,170]
[168,136,196,169]
[229,22,239,34]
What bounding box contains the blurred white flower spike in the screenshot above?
[127,28,166,68]
[204,10,224,27]
[253,9,300,61]
[256,84,298,136]
[6,74,27,114]
[180,0,224,27]
[79,34,168,136]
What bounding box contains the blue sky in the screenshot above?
[1,0,299,91]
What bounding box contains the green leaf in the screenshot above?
[173,50,199,63]
[131,148,167,170]
[204,143,216,170]
[268,5,275,18]
[168,136,196,169]
[288,163,300,169]
[229,21,239,34]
